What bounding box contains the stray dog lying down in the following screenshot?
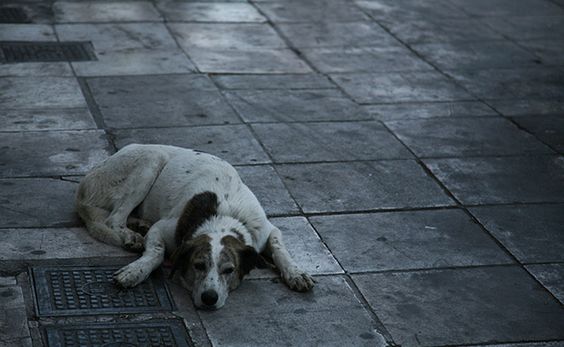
[76,144,314,309]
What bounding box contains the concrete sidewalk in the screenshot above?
[1,0,563,346]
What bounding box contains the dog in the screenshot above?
[76,144,314,309]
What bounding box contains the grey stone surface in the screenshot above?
[0,108,96,132]
[385,117,552,157]
[353,266,564,346]
[449,0,564,17]
[482,16,564,41]
[354,0,469,21]
[0,77,86,109]
[0,24,56,41]
[198,276,384,347]
[113,125,270,165]
[235,165,300,215]
[364,101,496,121]
[518,39,564,66]
[424,156,564,205]
[157,2,266,22]
[489,99,564,117]
[277,161,454,213]
[53,1,162,22]
[277,22,397,48]
[0,130,110,178]
[526,264,564,305]
[310,209,511,272]
[252,121,412,162]
[332,71,473,104]
[0,62,74,77]
[512,115,564,152]
[301,46,432,73]
[256,0,367,23]
[0,178,80,228]
[225,89,368,122]
[212,74,334,90]
[88,74,238,128]
[470,204,564,263]
[0,284,30,346]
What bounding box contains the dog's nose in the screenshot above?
[201,290,218,306]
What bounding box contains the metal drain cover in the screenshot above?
[0,41,96,63]
[43,320,191,347]
[31,265,174,316]
[0,7,29,23]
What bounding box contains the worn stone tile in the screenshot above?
[256,0,367,23]
[88,74,237,128]
[385,117,552,157]
[331,71,473,104]
[277,161,454,213]
[157,2,266,22]
[252,121,412,162]
[0,277,16,287]
[518,39,564,66]
[412,41,540,70]
[225,89,367,122]
[459,342,564,347]
[235,165,300,215]
[489,99,564,117]
[212,74,333,90]
[113,125,270,165]
[424,156,564,205]
[526,264,564,304]
[310,209,511,273]
[0,130,110,177]
[301,46,432,73]
[353,267,564,346]
[53,1,162,22]
[0,24,56,41]
[354,0,469,21]
[483,16,564,41]
[169,23,286,50]
[0,77,86,109]
[449,0,564,17]
[0,108,96,132]
[55,23,177,53]
[277,22,397,48]
[0,62,73,77]
[364,101,496,121]
[248,217,342,278]
[0,285,30,345]
[512,115,564,152]
[470,204,564,263]
[198,276,384,347]
[448,67,564,100]
[0,178,80,228]
[187,48,311,74]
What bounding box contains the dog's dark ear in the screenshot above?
[169,241,194,279]
[238,246,271,277]
[175,191,218,245]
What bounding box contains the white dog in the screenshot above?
[76,144,314,309]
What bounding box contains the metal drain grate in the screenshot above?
[31,265,174,316]
[0,41,96,63]
[43,320,191,347]
[0,7,29,23]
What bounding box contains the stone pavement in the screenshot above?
[1,0,563,346]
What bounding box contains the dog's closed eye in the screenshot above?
[194,262,206,271]
[222,267,234,275]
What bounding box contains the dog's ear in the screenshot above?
[238,246,271,277]
[169,241,194,279]
[175,191,218,245]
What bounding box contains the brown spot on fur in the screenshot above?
[170,234,211,278]
[175,192,218,246]
[221,236,268,279]
[230,228,245,243]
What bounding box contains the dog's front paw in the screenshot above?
[282,268,315,292]
[113,263,148,288]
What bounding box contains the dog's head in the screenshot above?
[170,191,266,309]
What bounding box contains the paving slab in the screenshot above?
[449,0,564,17]
[353,266,564,346]
[235,165,300,215]
[385,117,552,157]
[277,22,398,48]
[364,101,496,121]
[87,74,237,128]
[252,121,412,162]
[310,209,511,273]
[424,156,564,205]
[157,2,266,22]
[225,89,368,122]
[277,160,454,213]
[355,0,468,21]
[0,284,30,346]
[113,125,270,165]
[0,178,80,228]
[0,77,86,109]
[447,67,564,100]
[331,71,473,104]
[472,342,564,347]
[301,46,432,73]
[53,1,162,23]
[0,130,110,177]
[212,74,333,90]
[526,263,564,305]
[0,108,96,132]
[256,0,368,23]
[511,115,564,152]
[518,39,564,66]
[0,24,55,41]
[198,276,384,347]
[489,99,564,117]
[0,62,74,77]
[482,16,564,41]
[470,204,564,263]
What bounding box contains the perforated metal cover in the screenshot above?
[31,265,174,316]
[0,41,96,63]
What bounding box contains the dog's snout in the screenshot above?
[201,290,218,306]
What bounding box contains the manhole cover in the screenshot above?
[31,265,174,316]
[43,320,191,347]
[0,7,29,23]
[0,41,96,63]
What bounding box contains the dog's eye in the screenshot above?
[194,262,206,271]
[222,267,234,275]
